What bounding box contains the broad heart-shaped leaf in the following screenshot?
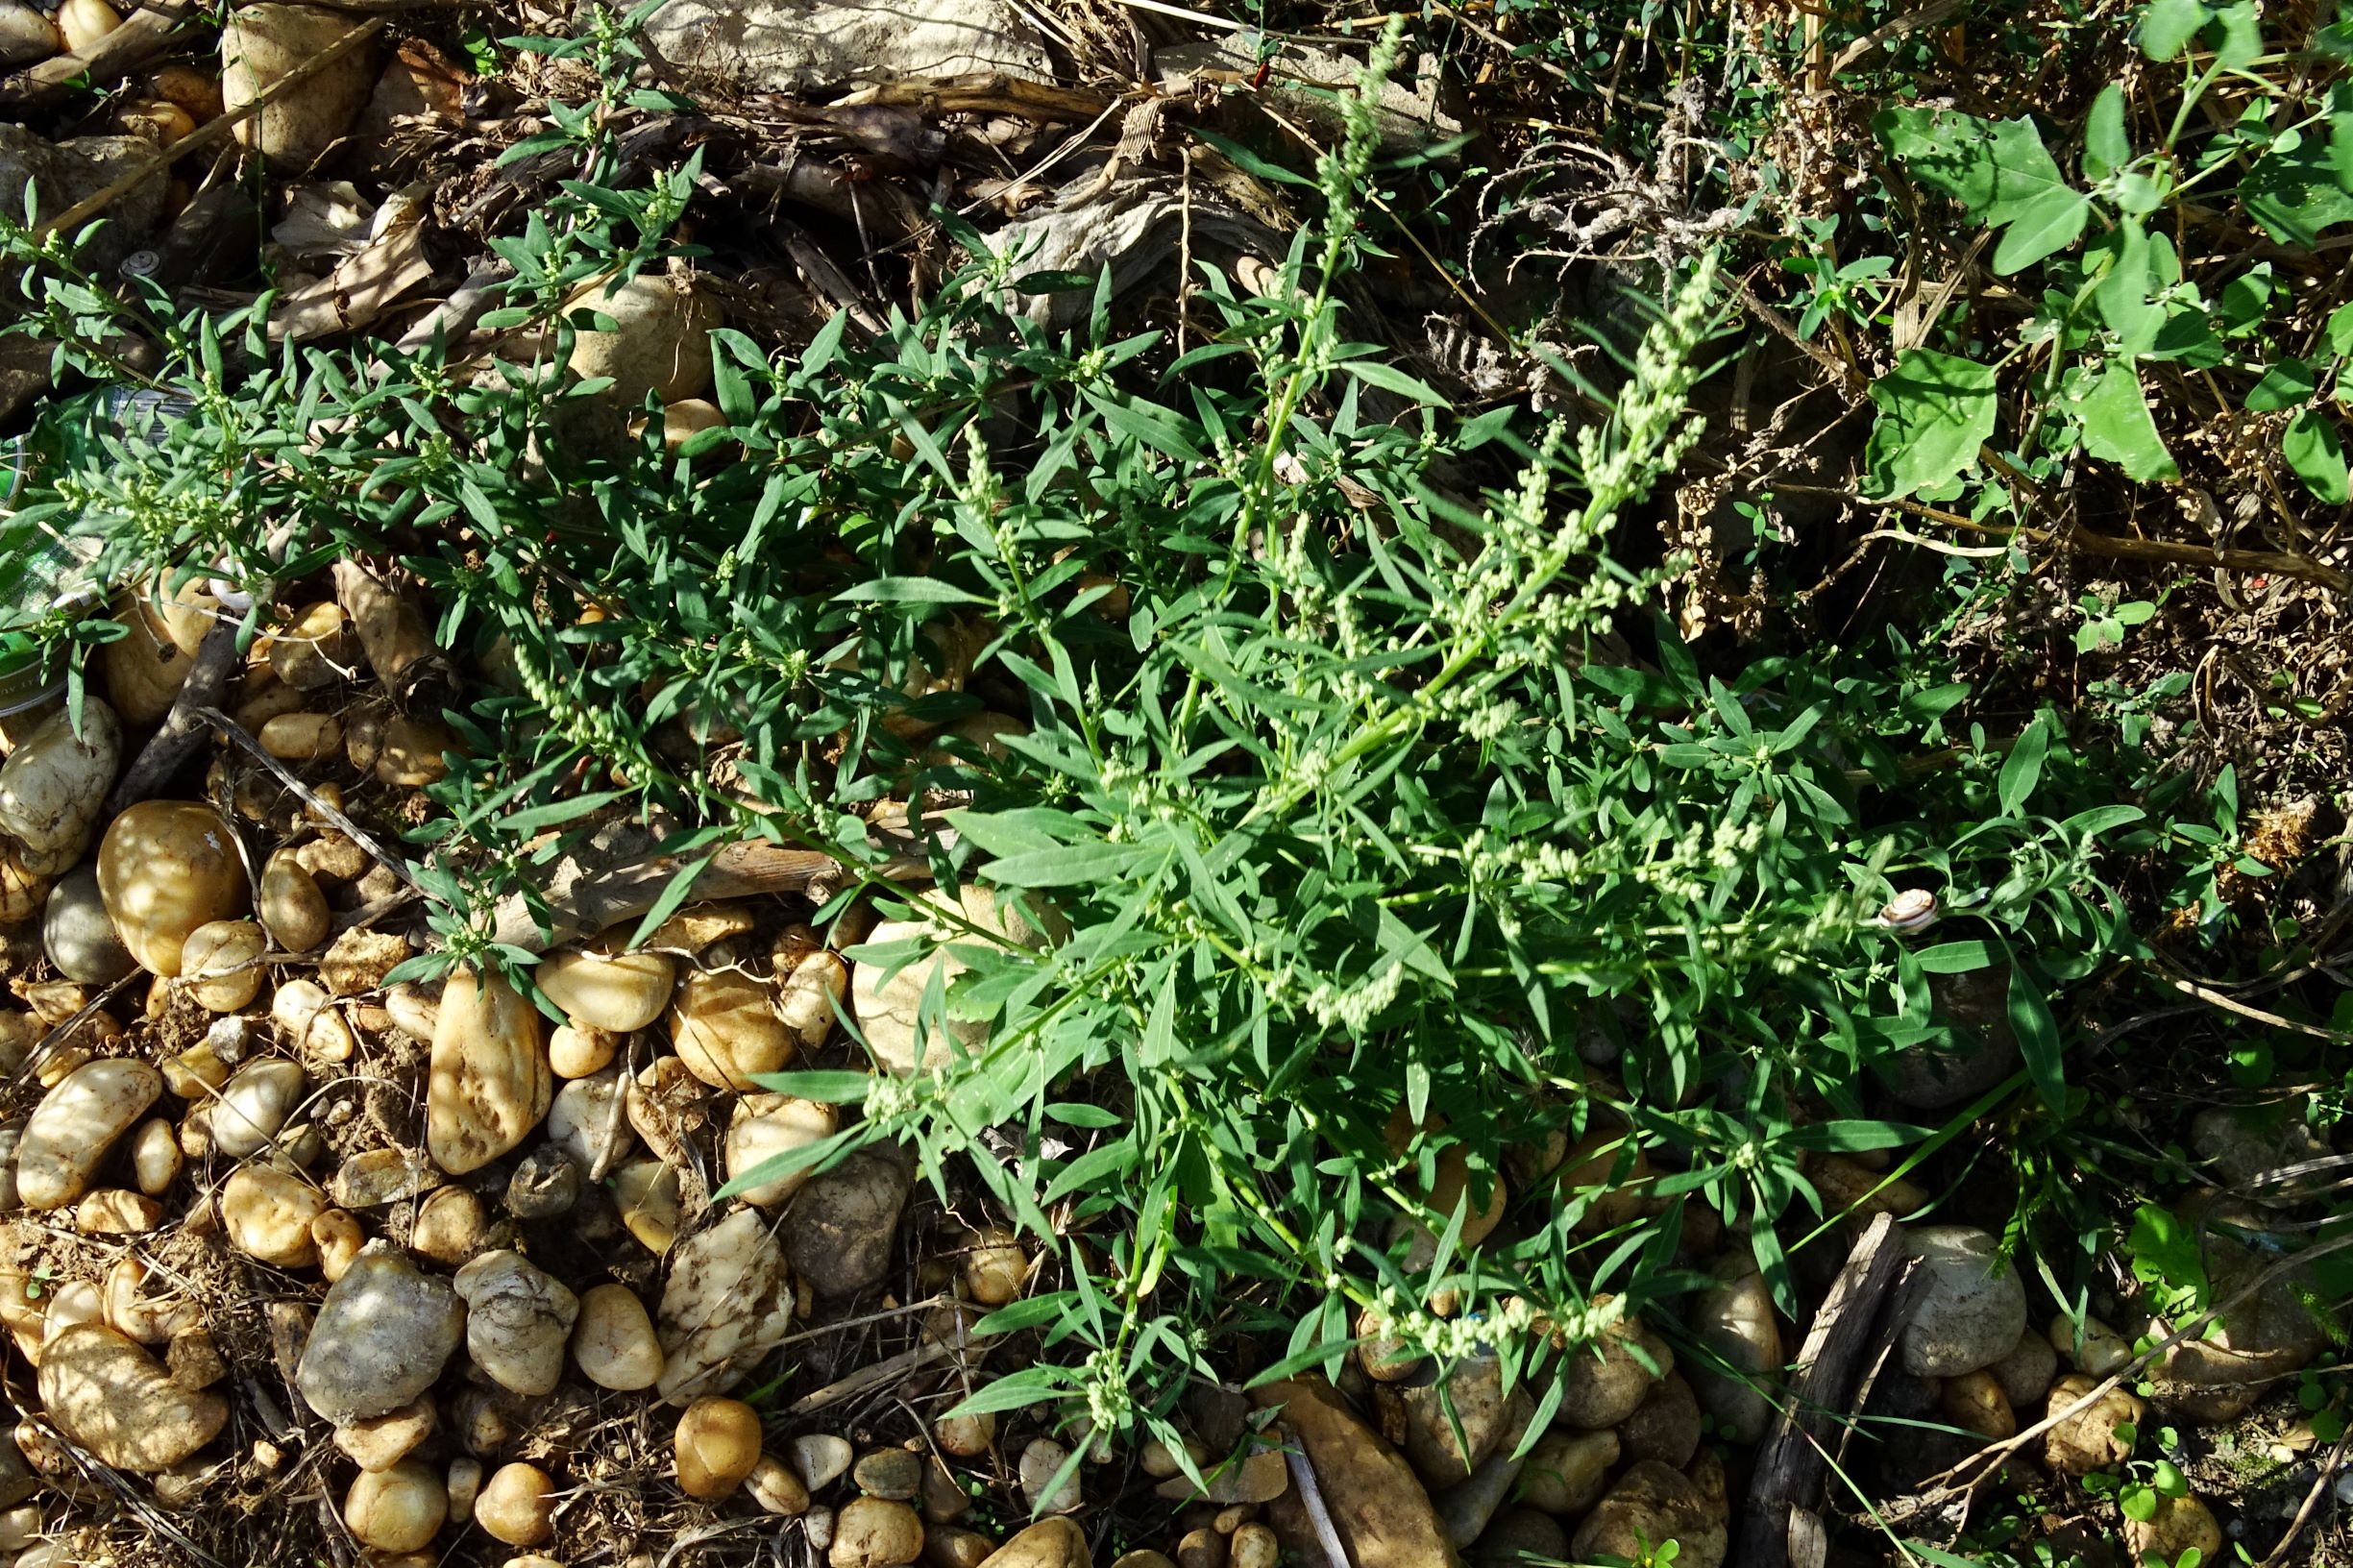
[2284,408,2351,503]
[1864,349,1998,499]
[1992,186,2092,273]
[2243,132,2353,246]
[2084,84,2131,180]
[2067,363,2177,481]
[2245,357,2317,412]
[2139,0,2213,59]
[1877,109,2087,270]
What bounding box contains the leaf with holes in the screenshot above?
[1864,349,1998,499]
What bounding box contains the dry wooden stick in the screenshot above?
[34,18,386,239]
[1738,1213,1912,1568]
[490,837,933,952]
[105,611,250,815]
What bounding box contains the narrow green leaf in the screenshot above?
[834,576,993,605]
[2007,960,2067,1110]
[1998,714,2050,816]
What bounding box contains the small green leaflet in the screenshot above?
[2245,357,2316,412]
[2328,301,2353,358]
[2284,408,2350,503]
[2069,362,2179,481]
[2138,0,2213,59]
[1864,349,1998,499]
[1875,108,2089,273]
[2093,218,2164,351]
[2083,84,2131,181]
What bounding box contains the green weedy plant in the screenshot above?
[1863,0,2353,507]
[0,3,2163,1481]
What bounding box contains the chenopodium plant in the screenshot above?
[1864,0,2353,504]
[722,236,2144,1470]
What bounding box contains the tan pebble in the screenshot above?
[266,601,353,689]
[831,1495,923,1566]
[960,1226,1026,1307]
[104,1255,191,1344]
[792,1433,854,1492]
[475,1461,556,1546]
[2044,1374,2143,1477]
[1227,1524,1277,1568]
[166,1325,225,1388]
[98,799,251,978]
[934,1409,994,1458]
[76,1188,160,1234]
[1213,1505,1254,1532]
[150,64,223,119]
[774,943,847,1045]
[925,1527,996,1568]
[41,1280,104,1348]
[549,1022,618,1079]
[1520,1428,1618,1514]
[118,96,195,143]
[670,968,794,1090]
[447,1457,482,1524]
[572,1282,663,1390]
[344,1459,447,1552]
[57,0,118,50]
[257,850,331,951]
[676,1396,762,1500]
[746,1453,810,1515]
[537,947,674,1034]
[663,398,727,452]
[376,716,455,786]
[0,1503,37,1551]
[312,1208,363,1281]
[427,966,549,1175]
[131,1117,181,1194]
[853,1446,923,1500]
[0,5,63,65]
[19,1059,162,1210]
[383,979,440,1041]
[181,919,266,1012]
[807,1506,837,1551]
[411,1183,487,1267]
[219,1164,326,1265]
[37,1323,227,1471]
[2047,1312,2133,1378]
[162,1041,231,1098]
[1175,1529,1225,1568]
[1018,1437,1080,1513]
[723,1093,837,1207]
[1939,1368,2017,1439]
[333,1395,435,1472]
[297,830,371,883]
[1140,1435,1206,1480]
[209,1057,305,1159]
[609,1160,680,1255]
